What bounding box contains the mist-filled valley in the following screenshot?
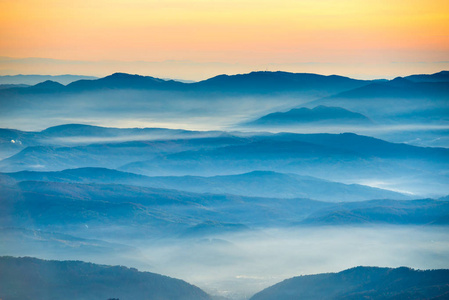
[1,70,449,299]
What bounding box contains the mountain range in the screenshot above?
[1,71,370,95]
[0,74,98,85]
[2,168,410,202]
[0,70,448,299]
[305,77,449,121]
[1,71,448,148]
[1,125,448,196]
[1,176,448,239]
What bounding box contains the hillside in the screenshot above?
[0,256,211,300]
[250,266,449,300]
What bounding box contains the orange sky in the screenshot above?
[0,0,448,78]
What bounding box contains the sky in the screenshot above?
[1,0,448,80]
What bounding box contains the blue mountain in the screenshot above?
[246,105,372,126]
[405,70,449,83]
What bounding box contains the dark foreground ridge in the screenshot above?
[0,256,211,300]
[250,266,449,300]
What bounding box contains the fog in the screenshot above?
[2,225,449,299]
[0,90,312,132]
[2,90,447,148]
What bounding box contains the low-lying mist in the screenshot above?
[0,90,311,132]
[2,225,448,300]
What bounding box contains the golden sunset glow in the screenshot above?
[1,0,448,77]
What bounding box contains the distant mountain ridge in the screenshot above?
[246,105,372,127]
[1,177,448,233]
[191,71,370,94]
[0,74,98,85]
[1,70,446,93]
[405,70,449,83]
[2,168,410,202]
[2,129,448,196]
[0,71,371,95]
[305,75,449,119]
[66,72,186,91]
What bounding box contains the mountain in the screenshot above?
[3,168,410,202]
[306,77,449,119]
[0,124,230,159]
[0,227,135,258]
[0,256,211,300]
[116,133,449,195]
[0,179,327,234]
[181,221,251,237]
[0,84,29,89]
[405,70,449,83]
[28,80,65,92]
[245,105,372,127]
[66,72,186,91]
[191,71,370,95]
[38,123,209,140]
[249,266,449,300]
[0,134,247,172]
[1,177,448,235]
[2,131,448,195]
[0,71,371,95]
[3,71,447,134]
[0,74,98,85]
[300,198,449,225]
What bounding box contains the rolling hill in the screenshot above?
[250,266,449,300]
[245,105,372,127]
[1,178,448,236]
[0,256,211,300]
[3,168,410,202]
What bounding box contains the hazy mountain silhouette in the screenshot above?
[0,178,325,232]
[0,84,29,89]
[0,71,371,96]
[0,134,248,172]
[2,130,448,195]
[307,77,449,119]
[181,221,251,237]
[3,168,410,202]
[191,71,370,95]
[39,123,205,139]
[1,178,447,233]
[250,266,449,300]
[0,256,211,300]
[0,124,230,159]
[405,70,449,83]
[1,71,447,137]
[28,80,65,91]
[245,105,372,127]
[0,227,134,256]
[66,72,186,91]
[300,198,449,225]
[116,133,449,196]
[0,74,97,85]
[3,71,447,95]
